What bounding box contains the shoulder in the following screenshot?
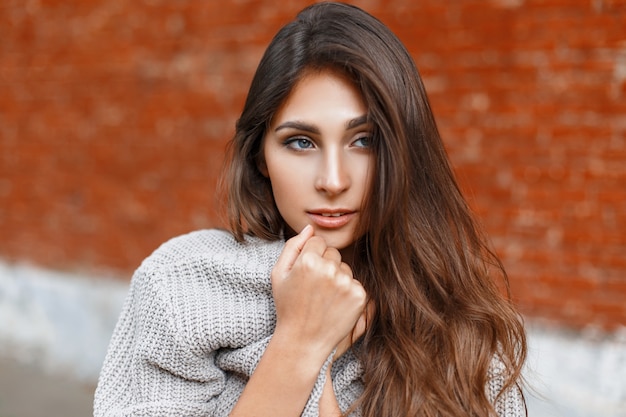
[133,229,285,294]
[141,228,284,271]
[127,229,284,348]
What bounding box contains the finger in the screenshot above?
[338,262,354,280]
[299,235,328,258]
[322,247,342,264]
[296,236,331,276]
[273,224,314,278]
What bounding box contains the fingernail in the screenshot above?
[301,224,312,234]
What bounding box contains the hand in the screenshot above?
[334,301,373,358]
[271,225,367,356]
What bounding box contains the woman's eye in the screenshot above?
[285,137,314,150]
[353,135,371,148]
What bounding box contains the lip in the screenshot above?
[306,209,356,229]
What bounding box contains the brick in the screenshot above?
[1,0,625,329]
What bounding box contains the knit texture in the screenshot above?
[94,229,525,416]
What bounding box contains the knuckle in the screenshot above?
[299,251,318,270]
[333,271,352,290]
[352,283,367,302]
[339,262,353,278]
[324,261,339,279]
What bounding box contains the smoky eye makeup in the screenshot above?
[282,136,316,150]
[352,134,371,148]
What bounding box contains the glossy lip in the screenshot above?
[306,209,356,229]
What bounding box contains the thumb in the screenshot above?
[272,225,314,281]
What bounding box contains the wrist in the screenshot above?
[270,325,334,373]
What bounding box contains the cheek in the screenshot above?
[267,160,306,201]
[355,156,375,194]
[272,175,299,199]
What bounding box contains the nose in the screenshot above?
[315,149,350,195]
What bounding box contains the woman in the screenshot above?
[95,2,527,416]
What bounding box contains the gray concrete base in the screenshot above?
[0,261,127,382]
[0,259,624,416]
[0,355,94,417]
[525,323,626,416]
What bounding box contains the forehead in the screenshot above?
[270,69,367,125]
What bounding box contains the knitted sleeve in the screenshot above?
[487,358,527,417]
[94,265,225,416]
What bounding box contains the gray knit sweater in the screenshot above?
[94,229,525,416]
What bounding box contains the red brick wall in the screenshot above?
[1,0,624,329]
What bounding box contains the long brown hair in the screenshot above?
[224,2,526,416]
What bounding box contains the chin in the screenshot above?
[315,231,355,250]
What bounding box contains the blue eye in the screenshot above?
[353,135,371,148]
[285,137,314,150]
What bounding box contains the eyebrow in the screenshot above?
[274,115,369,133]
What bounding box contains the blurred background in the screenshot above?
[0,0,625,416]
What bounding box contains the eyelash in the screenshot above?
[353,135,371,148]
[283,137,314,150]
[282,134,371,151]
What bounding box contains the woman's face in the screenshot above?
[262,70,374,259]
